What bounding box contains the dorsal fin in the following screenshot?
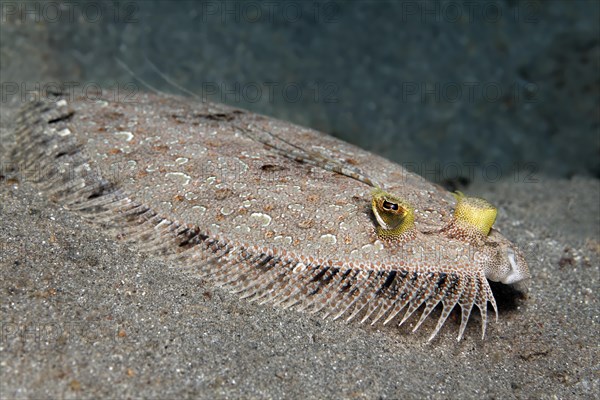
[234,123,383,189]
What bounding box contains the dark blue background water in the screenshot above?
[2,0,599,184]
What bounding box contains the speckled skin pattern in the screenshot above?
[11,93,529,341]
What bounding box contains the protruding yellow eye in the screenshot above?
[452,191,497,236]
[371,188,415,240]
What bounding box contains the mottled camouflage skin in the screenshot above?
[11,93,529,341]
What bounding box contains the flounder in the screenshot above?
[10,92,530,341]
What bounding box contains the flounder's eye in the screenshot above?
[452,191,497,236]
[382,200,399,211]
[371,188,415,239]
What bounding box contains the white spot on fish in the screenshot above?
[320,234,337,245]
[288,203,304,211]
[156,219,170,228]
[361,244,374,254]
[356,270,369,280]
[250,212,272,227]
[114,131,134,142]
[186,144,207,155]
[241,151,261,159]
[184,192,197,201]
[165,172,191,186]
[192,205,207,214]
[220,206,234,216]
[233,182,247,191]
[235,225,251,233]
[293,263,307,273]
[274,236,292,245]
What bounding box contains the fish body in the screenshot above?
[11,92,529,341]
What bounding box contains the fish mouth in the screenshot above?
[501,247,530,285]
